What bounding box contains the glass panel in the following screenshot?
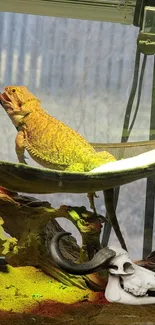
[0,11,155,318]
[0,12,153,259]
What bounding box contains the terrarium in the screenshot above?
[0,1,155,324]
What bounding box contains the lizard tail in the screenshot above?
[103,188,127,251]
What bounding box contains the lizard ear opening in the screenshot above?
[50,232,116,275]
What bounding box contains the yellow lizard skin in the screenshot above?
[0,86,127,250]
[0,86,116,172]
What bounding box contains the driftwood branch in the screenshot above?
[0,187,106,291]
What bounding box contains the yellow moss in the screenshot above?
[2,237,18,255]
[0,265,98,313]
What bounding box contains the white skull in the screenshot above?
[105,247,155,305]
[107,246,134,276]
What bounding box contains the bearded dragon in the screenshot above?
[0,86,127,250]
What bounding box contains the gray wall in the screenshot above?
[0,12,154,259]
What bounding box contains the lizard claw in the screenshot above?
[87,192,97,214]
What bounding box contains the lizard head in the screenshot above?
[0,86,40,127]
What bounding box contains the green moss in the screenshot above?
[0,265,98,313]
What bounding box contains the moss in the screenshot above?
[0,265,98,313]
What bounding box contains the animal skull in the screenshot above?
[50,232,155,305]
[108,247,135,276]
[105,247,155,305]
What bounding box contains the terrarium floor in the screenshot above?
[0,265,154,325]
[0,302,155,325]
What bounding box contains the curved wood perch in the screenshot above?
[0,148,155,194]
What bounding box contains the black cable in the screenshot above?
[121,47,141,143]
[128,55,147,136]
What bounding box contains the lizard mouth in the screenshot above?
[0,92,11,105]
[0,91,21,114]
[0,91,23,110]
[0,93,11,111]
[0,92,19,117]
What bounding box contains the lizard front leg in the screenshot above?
[15,130,27,164]
[87,192,98,215]
[65,164,98,214]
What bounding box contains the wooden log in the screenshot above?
[0,187,106,291]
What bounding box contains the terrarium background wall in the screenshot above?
[0,12,154,259]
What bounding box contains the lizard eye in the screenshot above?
[12,89,16,93]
